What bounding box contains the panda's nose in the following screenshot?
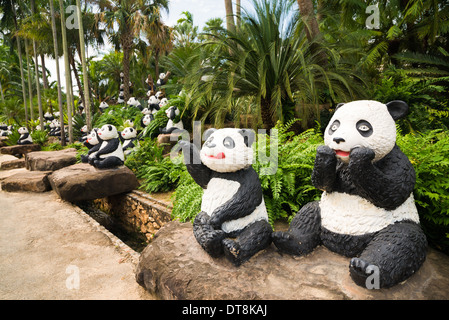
[333,137,345,144]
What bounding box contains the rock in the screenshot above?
[157,134,180,154]
[0,144,40,156]
[1,171,52,192]
[1,158,25,170]
[25,148,77,171]
[136,221,449,300]
[48,163,139,202]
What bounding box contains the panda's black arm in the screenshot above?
[348,145,415,210]
[209,168,263,228]
[87,143,101,156]
[179,140,212,188]
[95,138,120,158]
[311,145,338,192]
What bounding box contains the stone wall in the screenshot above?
[94,190,172,242]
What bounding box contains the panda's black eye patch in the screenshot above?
[356,120,373,137]
[223,137,235,149]
[328,120,340,135]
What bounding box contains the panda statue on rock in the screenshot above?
[179,128,272,266]
[272,100,427,289]
[89,124,125,169]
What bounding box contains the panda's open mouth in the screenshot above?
[335,149,350,158]
[205,152,226,159]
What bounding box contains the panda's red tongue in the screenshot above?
[336,150,350,157]
[215,152,225,159]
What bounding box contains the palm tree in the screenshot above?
[101,0,169,102]
[49,0,66,145]
[224,0,235,33]
[296,0,321,42]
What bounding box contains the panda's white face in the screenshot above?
[127,97,139,106]
[99,101,109,109]
[87,129,100,145]
[324,100,397,163]
[81,125,88,133]
[98,124,118,140]
[124,119,134,127]
[141,107,151,115]
[159,98,168,108]
[18,127,28,134]
[148,95,159,105]
[121,127,137,139]
[155,91,162,99]
[200,128,254,173]
[159,73,165,79]
[142,114,153,126]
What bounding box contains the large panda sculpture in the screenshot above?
[273,100,427,289]
[90,124,125,169]
[179,128,272,266]
[81,128,102,163]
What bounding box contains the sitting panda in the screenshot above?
[44,112,54,122]
[160,106,184,134]
[117,84,125,104]
[179,128,272,266]
[81,128,102,163]
[90,124,125,169]
[17,127,33,145]
[99,101,109,113]
[80,125,89,143]
[140,114,154,129]
[127,97,143,111]
[156,72,166,87]
[147,95,160,114]
[121,127,138,156]
[273,100,427,289]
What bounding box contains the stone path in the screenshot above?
[0,184,153,299]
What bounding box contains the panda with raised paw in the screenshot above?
[17,127,33,145]
[121,127,138,156]
[179,128,272,266]
[81,128,102,163]
[272,100,427,289]
[90,124,125,169]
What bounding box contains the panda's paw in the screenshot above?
[349,147,375,163]
[349,257,378,288]
[222,238,242,266]
[272,231,304,256]
[315,145,337,166]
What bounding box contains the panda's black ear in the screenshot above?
[386,100,409,121]
[238,129,255,147]
[203,128,217,141]
[335,103,345,110]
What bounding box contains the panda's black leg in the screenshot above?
[272,201,321,256]
[193,211,225,258]
[349,221,427,289]
[93,156,124,169]
[222,220,272,266]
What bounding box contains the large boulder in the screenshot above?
[1,171,52,192]
[48,163,139,202]
[25,148,77,171]
[136,221,449,300]
[0,144,40,156]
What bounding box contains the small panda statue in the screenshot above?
[127,97,143,111]
[140,114,154,129]
[160,106,184,134]
[80,125,89,143]
[44,112,54,122]
[117,84,125,104]
[90,124,125,169]
[17,127,33,145]
[156,72,166,87]
[273,100,427,289]
[81,128,102,163]
[179,128,272,266]
[121,127,138,156]
[147,95,160,114]
[99,101,109,113]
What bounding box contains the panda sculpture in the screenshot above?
[117,84,125,104]
[81,128,102,163]
[121,127,138,155]
[272,100,427,288]
[127,97,143,111]
[179,128,272,266]
[99,101,109,113]
[90,124,125,169]
[17,127,33,145]
[160,106,184,134]
[147,95,160,114]
[140,114,154,129]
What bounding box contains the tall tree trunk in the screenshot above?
[296,0,321,41]
[76,0,91,130]
[154,49,160,81]
[224,0,235,33]
[59,0,73,143]
[260,97,274,129]
[121,32,133,102]
[24,38,34,121]
[49,0,65,146]
[31,0,44,129]
[11,3,29,127]
[0,81,4,102]
[236,0,241,30]
[40,54,49,90]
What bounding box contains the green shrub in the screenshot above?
[30,130,48,146]
[397,129,449,254]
